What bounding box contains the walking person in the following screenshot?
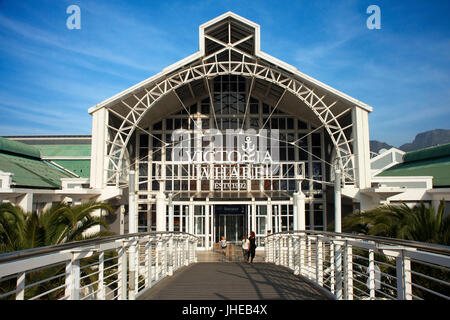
[249,231,257,263]
[242,235,250,262]
[220,236,227,261]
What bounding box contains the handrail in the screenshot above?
[0,231,197,264]
[266,230,450,255]
[0,231,199,300]
[265,230,450,300]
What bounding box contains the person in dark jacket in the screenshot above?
[249,231,257,263]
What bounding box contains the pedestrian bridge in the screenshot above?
[0,231,449,300]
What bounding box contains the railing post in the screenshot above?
[294,236,299,275]
[15,272,25,300]
[168,235,174,276]
[343,242,353,300]
[163,237,168,277]
[98,252,105,300]
[396,250,412,300]
[368,249,376,299]
[335,241,343,300]
[330,242,335,295]
[128,239,137,300]
[118,243,128,300]
[184,236,189,266]
[156,237,161,281]
[299,234,305,277]
[307,237,312,280]
[145,239,151,289]
[289,235,294,270]
[316,237,323,287]
[65,253,80,300]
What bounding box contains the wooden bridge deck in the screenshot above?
[137,262,334,300]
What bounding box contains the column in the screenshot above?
[205,199,210,250]
[168,193,174,232]
[294,191,306,231]
[156,192,166,231]
[17,193,33,212]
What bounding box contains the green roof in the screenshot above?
[52,159,91,178]
[0,137,41,159]
[377,143,450,187]
[0,152,76,189]
[403,143,450,163]
[34,144,91,157]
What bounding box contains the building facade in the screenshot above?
[88,12,373,249]
[2,12,448,250]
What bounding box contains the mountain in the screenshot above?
[370,129,450,154]
[370,140,394,154]
[399,129,450,152]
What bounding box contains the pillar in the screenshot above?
[294,191,306,231]
[156,192,166,231]
[168,193,174,232]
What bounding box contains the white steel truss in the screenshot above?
[102,24,356,188]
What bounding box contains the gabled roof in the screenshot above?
[0,136,41,159]
[88,11,372,115]
[0,137,78,189]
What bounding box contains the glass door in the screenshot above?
[216,214,245,243]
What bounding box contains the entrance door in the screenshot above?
[215,205,246,243]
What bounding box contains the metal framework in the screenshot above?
[102,31,356,187]
[0,232,198,300]
[1,230,449,300]
[266,230,450,300]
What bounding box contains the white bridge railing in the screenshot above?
[265,230,450,300]
[0,232,198,300]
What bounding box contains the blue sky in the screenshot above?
[0,0,448,147]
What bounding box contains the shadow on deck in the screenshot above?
[137,262,334,300]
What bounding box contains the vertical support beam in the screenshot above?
[205,200,210,250]
[396,250,413,300]
[90,107,108,189]
[334,168,342,233]
[117,244,127,300]
[156,192,166,231]
[65,254,80,300]
[307,237,312,280]
[168,194,174,232]
[98,252,105,300]
[128,171,137,300]
[368,249,376,299]
[155,237,161,281]
[316,238,323,286]
[288,236,294,270]
[330,243,335,295]
[267,198,272,234]
[16,272,25,300]
[168,236,174,276]
[334,241,343,300]
[17,193,33,213]
[293,236,299,275]
[294,191,306,231]
[352,107,371,189]
[299,235,305,276]
[343,242,354,300]
[251,199,256,237]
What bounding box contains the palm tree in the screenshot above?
[0,201,113,253]
[0,201,114,299]
[341,200,450,245]
[341,199,450,299]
